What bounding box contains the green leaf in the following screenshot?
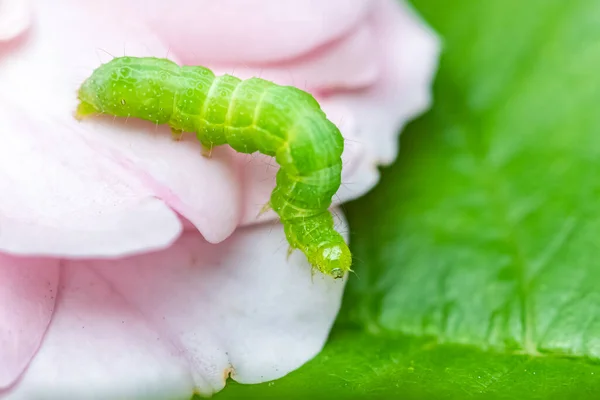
[215,0,600,398]
[218,331,600,400]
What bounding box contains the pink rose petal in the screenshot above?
[0,0,30,41]
[114,0,373,64]
[70,118,242,244]
[93,216,347,392]
[0,103,183,257]
[6,213,348,398]
[0,255,59,390]
[331,0,441,165]
[206,22,379,93]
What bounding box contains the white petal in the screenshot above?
[5,265,194,400]
[6,212,348,398]
[92,215,348,393]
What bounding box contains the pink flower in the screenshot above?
[0,0,439,398]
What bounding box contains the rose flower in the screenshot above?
[0,0,439,398]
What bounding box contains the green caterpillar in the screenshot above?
[76,56,352,279]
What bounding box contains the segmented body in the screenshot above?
[76,56,352,279]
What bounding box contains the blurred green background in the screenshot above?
[214,0,600,398]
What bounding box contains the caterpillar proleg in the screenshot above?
[75,56,352,279]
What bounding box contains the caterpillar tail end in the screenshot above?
[74,101,98,121]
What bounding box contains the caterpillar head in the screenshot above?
[76,57,179,125]
[313,243,352,279]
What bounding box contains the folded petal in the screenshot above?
[7,215,348,398]
[66,118,242,245]
[94,216,348,393]
[0,104,183,257]
[202,22,379,93]
[0,255,59,390]
[0,0,244,256]
[330,0,441,165]
[0,0,30,41]
[113,0,373,64]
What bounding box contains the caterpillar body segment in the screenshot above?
[76,56,352,279]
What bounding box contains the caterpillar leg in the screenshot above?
[256,202,271,218]
[199,142,213,158]
[287,246,295,260]
[74,101,97,121]
[171,128,184,141]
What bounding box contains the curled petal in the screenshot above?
[0,104,183,257]
[116,0,374,64]
[69,118,242,245]
[208,23,380,93]
[331,0,441,165]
